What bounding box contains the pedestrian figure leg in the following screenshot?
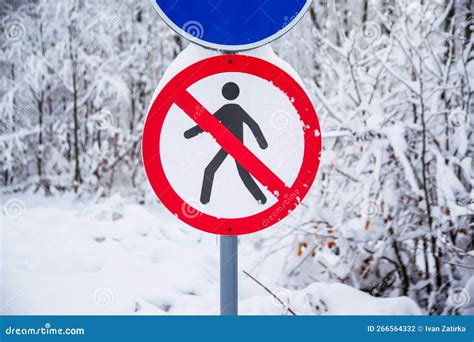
[200,148,228,204]
[235,162,267,204]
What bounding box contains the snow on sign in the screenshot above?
[142,54,321,235]
[151,0,312,51]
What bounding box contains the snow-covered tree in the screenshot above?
[0,0,471,314]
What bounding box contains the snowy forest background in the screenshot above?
[1,0,473,315]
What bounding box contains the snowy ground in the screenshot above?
[0,194,421,315]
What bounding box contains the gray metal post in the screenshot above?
[220,235,238,315]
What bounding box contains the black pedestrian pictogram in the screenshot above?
[184,82,268,205]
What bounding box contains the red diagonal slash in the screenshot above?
[173,90,291,199]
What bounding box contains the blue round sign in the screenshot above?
[151,0,312,51]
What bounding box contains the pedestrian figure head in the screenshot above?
[222,82,239,100]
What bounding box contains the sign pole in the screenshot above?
[220,235,238,315]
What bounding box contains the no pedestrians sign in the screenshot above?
[142,54,321,235]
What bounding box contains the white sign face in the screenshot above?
[142,46,321,235]
[160,72,305,218]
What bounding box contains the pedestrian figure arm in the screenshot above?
[184,125,204,139]
[243,112,268,149]
[184,108,226,139]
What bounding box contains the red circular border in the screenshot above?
[142,55,322,235]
